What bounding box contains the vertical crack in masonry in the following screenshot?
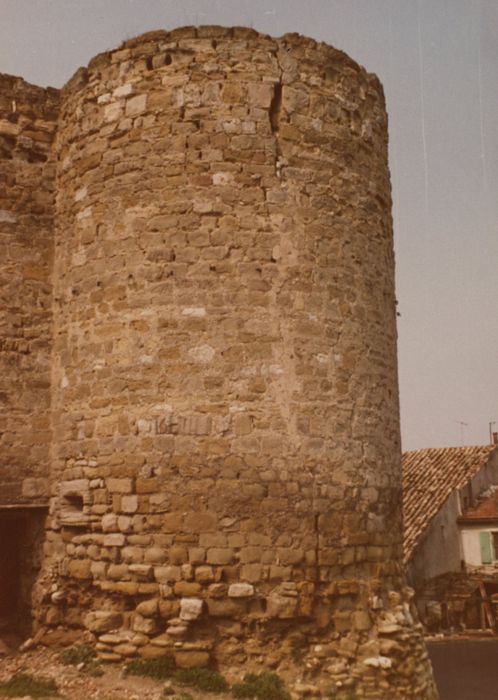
[269,80,282,135]
[269,54,283,176]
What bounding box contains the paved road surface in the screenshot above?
[428,639,498,700]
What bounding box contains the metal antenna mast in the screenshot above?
[455,420,469,445]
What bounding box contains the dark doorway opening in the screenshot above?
[0,507,46,641]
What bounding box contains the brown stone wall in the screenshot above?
[35,28,438,698]
[0,75,59,503]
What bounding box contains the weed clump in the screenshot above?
[174,667,229,693]
[0,672,59,698]
[125,657,176,680]
[58,644,103,676]
[232,672,291,700]
[125,658,228,693]
[59,644,96,666]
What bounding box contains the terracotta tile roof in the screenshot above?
[402,445,497,562]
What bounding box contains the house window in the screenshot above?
[493,532,498,559]
[480,531,498,564]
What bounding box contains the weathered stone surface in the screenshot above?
[0,28,437,699]
[179,597,203,621]
[132,613,160,635]
[228,583,255,598]
[84,611,123,633]
[174,650,210,669]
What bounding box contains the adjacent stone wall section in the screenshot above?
[0,75,59,503]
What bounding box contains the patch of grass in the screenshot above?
[125,658,228,693]
[59,644,103,676]
[125,657,176,681]
[0,672,59,698]
[83,660,104,677]
[174,668,229,693]
[232,672,291,700]
[59,644,97,666]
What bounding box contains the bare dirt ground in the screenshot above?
[0,646,223,700]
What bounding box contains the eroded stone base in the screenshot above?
[33,574,438,699]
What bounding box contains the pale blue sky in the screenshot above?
[1,0,497,450]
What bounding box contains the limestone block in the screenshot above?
[125,94,147,116]
[169,545,188,564]
[144,547,167,564]
[206,598,242,618]
[103,533,125,547]
[179,597,203,621]
[138,645,169,659]
[107,563,130,580]
[228,583,255,598]
[121,546,144,563]
[194,565,214,583]
[90,561,108,579]
[206,547,234,565]
[67,559,92,580]
[174,650,209,669]
[154,566,181,583]
[267,586,298,619]
[207,583,227,598]
[364,656,393,669]
[104,102,122,122]
[136,598,159,617]
[113,83,134,98]
[353,610,372,631]
[22,477,49,498]
[84,611,123,633]
[114,643,138,657]
[241,564,264,583]
[128,564,153,580]
[0,208,17,222]
[107,478,133,493]
[189,548,206,564]
[158,599,179,619]
[174,581,201,596]
[118,515,133,532]
[101,513,118,532]
[120,495,138,513]
[60,479,89,496]
[132,613,160,635]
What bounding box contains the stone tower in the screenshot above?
[0,27,438,699]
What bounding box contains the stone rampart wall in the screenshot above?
[0,28,438,698]
[0,75,59,503]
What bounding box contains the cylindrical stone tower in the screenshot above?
[41,27,437,699]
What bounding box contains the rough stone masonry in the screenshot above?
[0,26,438,699]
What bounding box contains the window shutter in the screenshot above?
[480,531,493,564]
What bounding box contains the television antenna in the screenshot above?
[455,420,468,445]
